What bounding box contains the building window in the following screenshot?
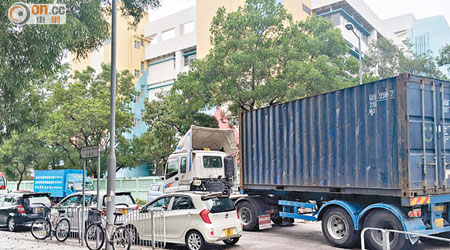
[141,61,145,72]
[134,40,140,49]
[134,70,140,77]
[184,49,196,66]
[141,38,144,46]
[162,28,175,41]
[140,85,145,98]
[181,21,195,34]
[302,4,311,15]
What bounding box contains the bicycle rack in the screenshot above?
[361,227,450,250]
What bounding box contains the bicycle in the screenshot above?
[30,203,71,242]
[84,208,131,250]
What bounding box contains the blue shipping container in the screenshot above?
[241,74,450,197]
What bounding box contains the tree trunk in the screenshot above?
[16,173,23,191]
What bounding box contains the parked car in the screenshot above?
[125,192,242,250]
[0,172,7,194]
[147,183,163,202]
[0,191,51,232]
[56,191,137,230]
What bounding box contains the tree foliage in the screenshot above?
[139,90,218,172]
[40,64,136,175]
[0,128,46,189]
[137,0,358,169]
[171,0,358,117]
[438,44,450,74]
[0,0,160,141]
[364,38,446,80]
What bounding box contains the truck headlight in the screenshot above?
[193,180,202,186]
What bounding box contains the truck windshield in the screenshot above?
[74,182,94,191]
[203,197,235,213]
[203,156,222,168]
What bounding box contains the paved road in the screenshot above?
[1,221,448,250]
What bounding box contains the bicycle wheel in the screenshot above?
[55,218,70,242]
[31,218,50,240]
[112,226,131,250]
[85,223,105,250]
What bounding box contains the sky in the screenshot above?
[149,0,450,24]
[363,0,450,23]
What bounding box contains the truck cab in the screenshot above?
[164,126,236,194]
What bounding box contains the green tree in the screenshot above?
[42,64,136,175]
[175,0,358,117]
[139,0,358,169]
[438,44,450,74]
[0,128,46,189]
[139,90,218,173]
[0,0,160,140]
[364,38,446,80]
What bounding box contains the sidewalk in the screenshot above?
[0,230,154,250]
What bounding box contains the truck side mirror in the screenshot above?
[224,156,235,179]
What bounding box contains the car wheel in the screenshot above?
[321,207,359,248]
[7,217,16,232]
[126,225,139,244]
[186,230,207,250]
[236,201,258,231]
[363,210,412,250]
[223,237,240,245]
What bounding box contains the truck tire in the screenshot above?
[236,201,259,231]
[321,207,358,248]
[363,210,412,250]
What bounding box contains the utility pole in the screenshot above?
[106,0,117,249]
[345,23,363,85]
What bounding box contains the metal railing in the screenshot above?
[122,208,167,249]
[60,206,166,249]
[361,227,450,250]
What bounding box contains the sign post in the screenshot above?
[80,145,104,245]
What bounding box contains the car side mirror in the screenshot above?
[162,205,168,210]
[224,156,235,179]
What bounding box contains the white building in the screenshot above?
[145,7,197,101]
[312,0,401,58]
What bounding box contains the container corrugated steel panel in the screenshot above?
[240,74,450,197]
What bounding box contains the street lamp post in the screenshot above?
[345,23,363,85]
[106,0,117,249]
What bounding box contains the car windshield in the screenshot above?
[202,197,235,213]
[26,195,51,207]
[101,193,135,206]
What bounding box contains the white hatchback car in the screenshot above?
[125,192,242,250]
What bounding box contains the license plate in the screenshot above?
[224,228,233,236]
[34,207,43,214]
[258,214,272,230]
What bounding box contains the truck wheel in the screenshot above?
[321,207,358,248]
[363,210,412,250]
[236,201,258,231]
